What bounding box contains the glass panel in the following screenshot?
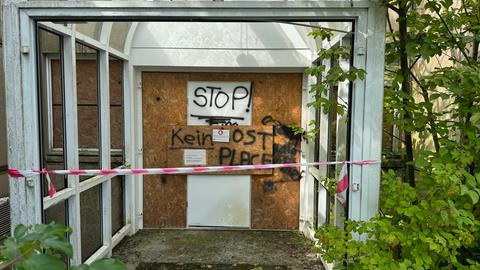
[80,186,102,262]
[110,56,125,233]
[76,43,100,181]
[75,22,102,40]
[109,57,124,168]
[37,28,67,197]
[109,22,130,52]
[44,201,69,264]
[45,201,67,227]
[0,174,7,199]
[111,176,125,234]
[330,34,353,229]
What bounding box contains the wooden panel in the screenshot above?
[167,126,273,175]
[142,72,302,229]
[109,59,123,106]
[51,59,124,149]
[76,60,99,105]
[143,73,188,228]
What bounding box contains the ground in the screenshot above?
[112,229,324,270]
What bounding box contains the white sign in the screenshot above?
[187,81,253,125]
[184,149,207,165]
[212,129,230,142]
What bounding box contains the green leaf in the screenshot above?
[22,253,66,270]
[14,224,28,239]
[471,112,480,125]
[466,190,479,204]
[42,238,73,257]
[88,259,127,270]
[0,238,20,259]
[70,265,90,270]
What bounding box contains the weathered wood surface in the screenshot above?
[166,125,274,175]
[143,72,302,229]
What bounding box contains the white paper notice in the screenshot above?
[184,149,207,165]
[212,129,230,143]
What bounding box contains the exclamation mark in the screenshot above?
[246,82,253,113]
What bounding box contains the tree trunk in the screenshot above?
[398,4,416,187]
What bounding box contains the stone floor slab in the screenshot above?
[112,230,324,270]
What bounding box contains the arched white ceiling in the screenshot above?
[129,21,316,69]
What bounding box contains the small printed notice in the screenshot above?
[184,149,207,165]
[212,129,230,143]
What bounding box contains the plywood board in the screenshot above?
[143,72,302,229]
[51,59,123,149]
[166,126,273,175]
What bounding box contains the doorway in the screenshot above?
[141,72,302,229]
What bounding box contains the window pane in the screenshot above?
[37,28,67,197]
[45,201,67,227]
[80,186,102,261]
[75,22,101,40]
[111,176,125,234]
[44,201,69,264]
[110,56,125,233]
[330,34,353,229]
[109,57,124,168]
[76,43,100,181]
[109,22,130,52]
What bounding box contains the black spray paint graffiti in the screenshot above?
[262,115,304,181]
[170,127,273,166]
[218,128,273,165]
[192,85,253,111]
[189,114,242,126]
[190,83,254,125]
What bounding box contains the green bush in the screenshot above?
[0,223,126,270]
[313,0,480,268]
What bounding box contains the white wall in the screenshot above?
[130,22,315,69]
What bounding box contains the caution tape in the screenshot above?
[7,160,380,198]
[8,160,379,178]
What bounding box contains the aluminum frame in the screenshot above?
[3,0,386,265]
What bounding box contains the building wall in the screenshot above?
[387,5,461,153]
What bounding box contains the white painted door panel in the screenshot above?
[187,175,251,228]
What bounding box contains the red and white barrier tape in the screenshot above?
[8,160,379,178]
[7,160,380,198]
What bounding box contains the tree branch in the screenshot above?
[398,2,416,187]
[408,69,441,152]
[426,0,472,64]
[383,128,406,144]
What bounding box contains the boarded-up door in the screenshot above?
[142,72,302,229]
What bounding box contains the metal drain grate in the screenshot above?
[0,197,10,239]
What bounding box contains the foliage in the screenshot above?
[0,223,126,270]
[311,0,480,269]
[293,28,365,139]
